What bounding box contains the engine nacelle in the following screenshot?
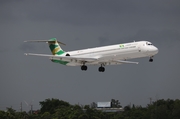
[66,53,70,56]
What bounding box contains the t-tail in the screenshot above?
[24,38,66,56]
[48,38,65,55]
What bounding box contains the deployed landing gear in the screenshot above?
[98,66,105,72]
[149,57,153,62]
[81,63,105,72]
[81,65,87,71]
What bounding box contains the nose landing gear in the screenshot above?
[149,57,153,62]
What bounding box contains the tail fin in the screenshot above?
[48,38,65,55]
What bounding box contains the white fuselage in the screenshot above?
[61,41,158,66]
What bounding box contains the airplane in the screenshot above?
[24,38,158,72]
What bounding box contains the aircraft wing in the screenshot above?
[25,53,138,65]
[112,60,139,64]
[25,53,97,62]
[94,60,138,66]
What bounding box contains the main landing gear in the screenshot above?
[81,63,105,72]
[81,62,87,71]
[98,66,105,72]
[81,65,87,71]
[98,64,105,72]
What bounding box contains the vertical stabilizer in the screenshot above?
[48,38,65,55]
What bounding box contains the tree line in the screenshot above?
[0,98,180,119]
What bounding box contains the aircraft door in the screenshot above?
[138,42,147,55]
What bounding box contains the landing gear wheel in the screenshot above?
[149,58,153,62]
[81,65,87,71]
[98,67,105,72]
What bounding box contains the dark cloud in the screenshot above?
[1,0,180,27]
[99,29,180,46]
[98,33,110,45]
[139,29,180,43]
[19,43,47,52]
[19,43,36,51]
[131,29,179,40]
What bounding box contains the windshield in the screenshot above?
[146,42,153,45]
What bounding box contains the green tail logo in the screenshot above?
[48,38,65,55]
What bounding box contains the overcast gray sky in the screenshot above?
[0,0,180,111]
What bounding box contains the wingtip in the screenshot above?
[133,61,139,64]
[24,53,28,56]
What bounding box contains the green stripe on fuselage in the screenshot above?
[51,59,69,65]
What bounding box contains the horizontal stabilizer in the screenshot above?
[113,60,139,64]
[24,40,66,45]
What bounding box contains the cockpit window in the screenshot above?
[146,42,153,45]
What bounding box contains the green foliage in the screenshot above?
[39,98,70,114]
[1,98,180,119]
[91,102,97,109]
[111,99,122,108]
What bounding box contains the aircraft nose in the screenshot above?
[153,47,159,54]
